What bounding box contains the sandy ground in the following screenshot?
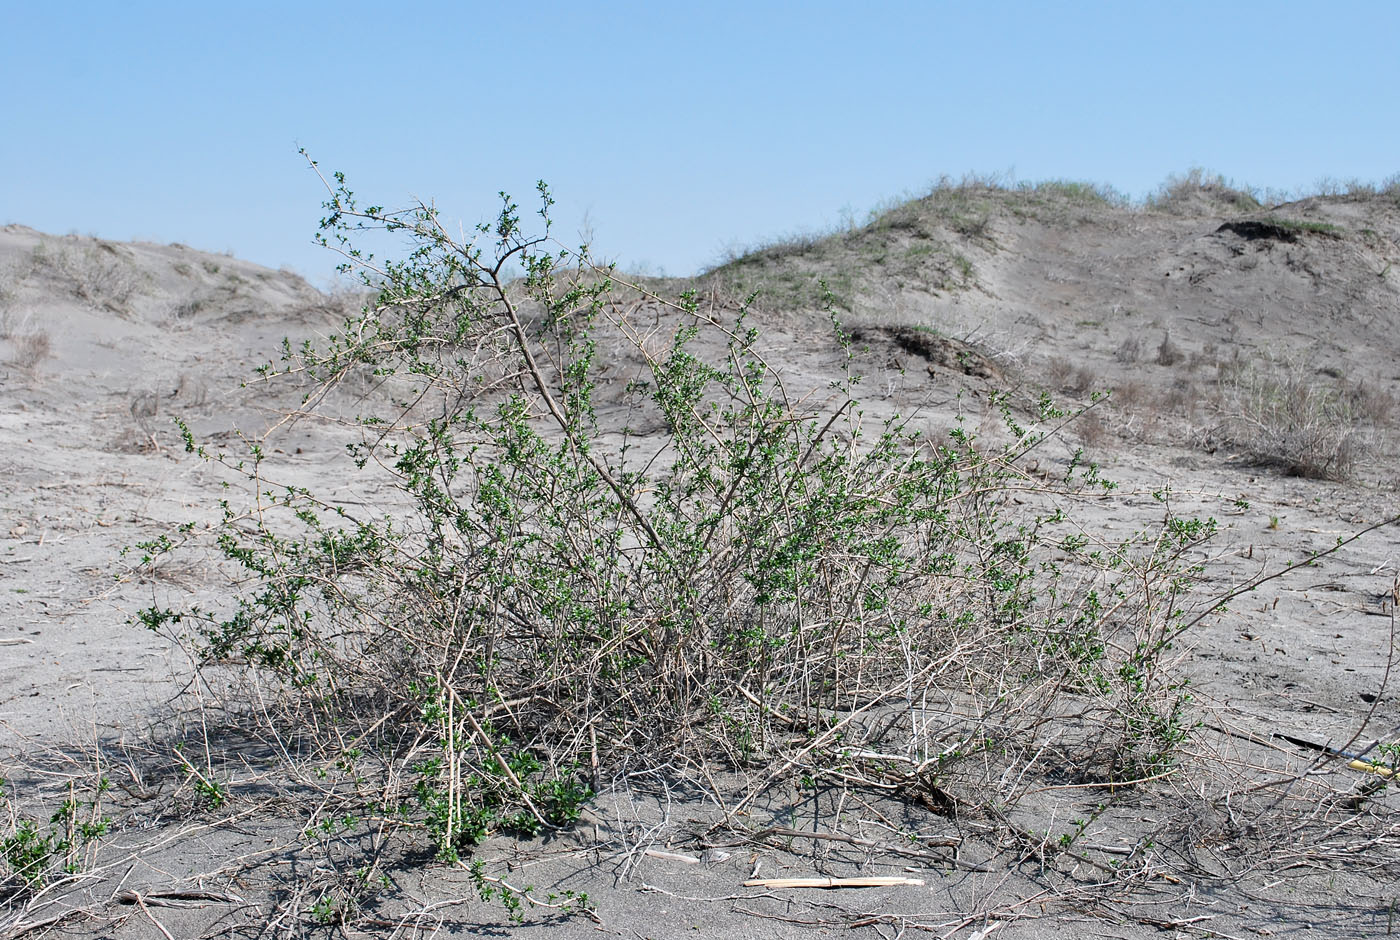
[2,186,1400,939]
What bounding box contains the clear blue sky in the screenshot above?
[4,1,1397,286]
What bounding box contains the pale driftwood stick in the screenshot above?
[743,876,925,889]
[643,848,701,865]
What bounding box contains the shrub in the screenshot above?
[1215,356,1372,480]
[0,280,16,338]
[138,163,1224,874]
[1155,331,1185,367]
[7,330,51,371]
[1045,354,1075,388]
[1114,335,1141,364]
[28,240,145,314]
[1344,377,1397,427]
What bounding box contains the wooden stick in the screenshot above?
[643,848,701,865]
[133,894,176,940]
[744,876,925,889]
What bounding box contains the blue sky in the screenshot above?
[3,1,1397,286]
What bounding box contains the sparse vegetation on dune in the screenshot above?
[0,274,52,373]
[700,166,1400,351]
[1148,167,1264,213]
[1310,173,1400,203]
[711,167,1400,291]
[708,173,1130,280]
[26,238,147,315]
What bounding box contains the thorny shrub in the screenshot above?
[137,161,1228,873]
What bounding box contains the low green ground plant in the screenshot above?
[0,778,110,901]
[1269,216,1343,236]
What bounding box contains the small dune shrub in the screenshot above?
[1188,343,1218,373]
[1070,365,1097,396]
[1344,377,1397,427]
[0,777,110,901]
[1164,378,1201,417]
[1114,335,1141,364]
[1215,356,1372,480]
[8,330,51,370]
[1112,379,1145,410]
[167,295,208,320]
[1045,355,1075,388]
[138,163,1226,875]
[28,240,145,314]
[300,285,368,321]
[0,281,16,338]
[1075,410,1110,449]
[1156,331,1185,367]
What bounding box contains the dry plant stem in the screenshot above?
[1299,581,1398,771]
[716,824,974,869]
[131,893,175,940]
[3,909,99,939]
[720,682,913,822]
[456,693,548,830]
[1223,582,1399,810]
[744,876,925,888]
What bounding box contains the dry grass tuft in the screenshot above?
[1150,168,1262,214]
[301,285,369,321]
[1112,379,1146,410]
[1043,356,1099,397]
[1164,378,1200,417]
[1074,409,1110,449]
[1343,376,1397,427]
[0,280,17,338]
[1045,355,1075,389]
